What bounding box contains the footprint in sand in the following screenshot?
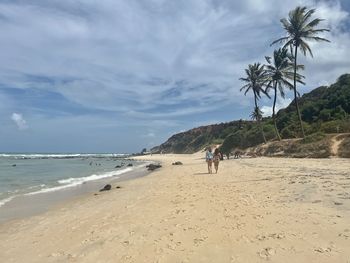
[193,237,205,246]
[258,247,275,259]
[256,235,267,241]
[314,247,332,253]
[338,229,350,239]
[256,233,285,241]
[49,251,65,258]
[122,240,130,246]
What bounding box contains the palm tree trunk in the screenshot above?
[254,94,267,144]
[293,45,305,138]
[273,81,282,141]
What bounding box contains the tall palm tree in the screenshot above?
[265,48,305,140]
[240,63,269,143]
[271,6,330,138]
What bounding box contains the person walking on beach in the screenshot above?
[213,148,221,174]
[205,147,213,174]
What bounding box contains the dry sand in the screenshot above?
[1,153,350,262]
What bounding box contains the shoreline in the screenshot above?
[0,162,152,224]
[1,154,349,262]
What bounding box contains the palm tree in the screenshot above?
[250,106,263,121]
[265,48,305,140]
[240,63,269,143]
[271,6,330,138]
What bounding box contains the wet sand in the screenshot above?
[0,153,349,262]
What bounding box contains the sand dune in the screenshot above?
[1,154,350,262]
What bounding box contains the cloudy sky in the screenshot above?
[0,0,349,153]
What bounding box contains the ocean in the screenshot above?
[0,153,148,222]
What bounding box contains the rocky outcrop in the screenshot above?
[99,184,112,191]
[146,164,162,171]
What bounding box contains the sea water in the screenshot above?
[0,154,145,210]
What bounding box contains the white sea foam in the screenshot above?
[24,167,134,196]
[0,196,16,208]
[58,167,133,185]
[27,184,46,190]
[7,189,20,194]
[24,182,87,195]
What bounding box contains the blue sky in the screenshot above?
[0,0,349,153]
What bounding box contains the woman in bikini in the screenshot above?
[213,148,221,174]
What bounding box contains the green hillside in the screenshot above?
[276,73,350,137]
[153,74,350,156]
[151,120,253,154]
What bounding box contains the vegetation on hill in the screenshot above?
[152,74,350,156]
[151,120,253,154]
[276,74,350,137]
[220,74,350,157]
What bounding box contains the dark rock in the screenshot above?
[172,161,183,165]
[127,163,133,167]
[146,163,162,171]
[115,165,122,168]
[116,186,122,189]
[99,184,112,192]
[12,164,17,167]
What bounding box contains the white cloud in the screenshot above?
[261,98,292,117]
[11,113,28,130]
[0,0,347,118]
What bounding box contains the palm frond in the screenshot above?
[250,106,263,121]
[265,56,272,64]
[270,36,289,46]
[272,6,330,58]
[305,36,331,43]
[300,41,313,57]
[277,83,286,98]
[305,18,323,28]
[302,8,316,24]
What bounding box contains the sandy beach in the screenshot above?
[1,153,350,262]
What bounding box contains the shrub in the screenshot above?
[263,124,276,140]
[319,109,332,121]
[320,119,350,133]
[302,132,326,144]
[220,132,241,157]
[283,137,331,158]
[243,127,264,147]
[281,127,294,139]
[211,138,224,145]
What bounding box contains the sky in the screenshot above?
[0,0,349,153]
